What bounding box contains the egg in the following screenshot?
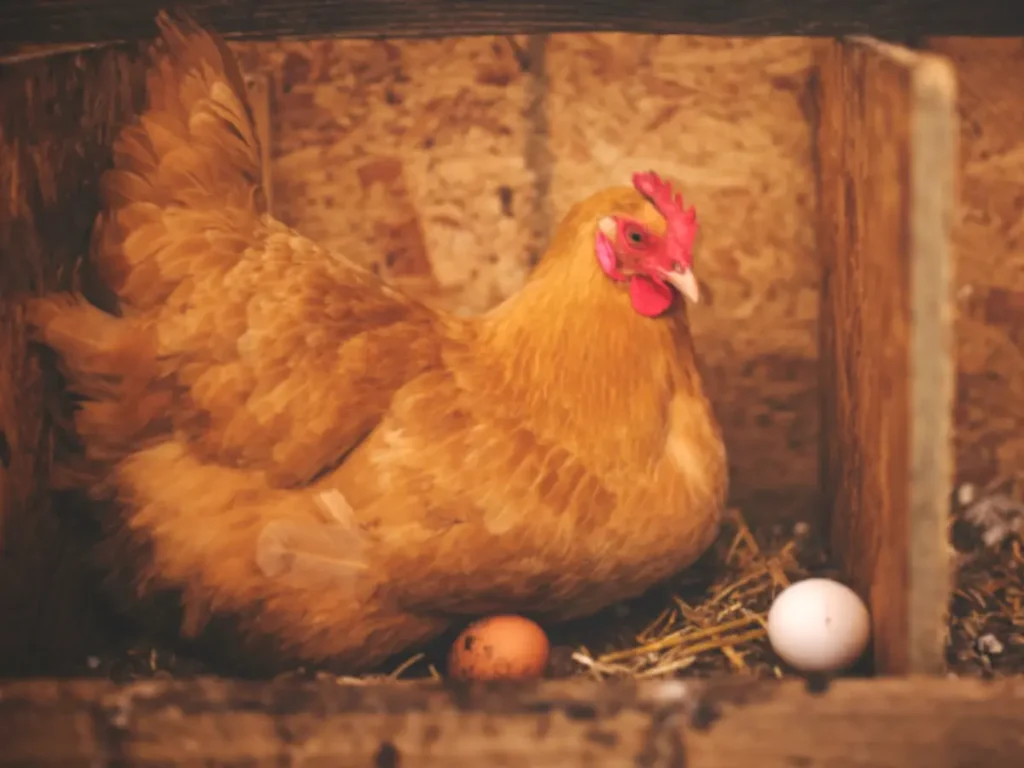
[766,577,871,673]
[447,615,550,681]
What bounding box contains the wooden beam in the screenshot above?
[0,0,1023,49]
[2,676,1024,766]
[817,37,957,675]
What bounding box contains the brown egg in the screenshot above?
[447,615,550,681]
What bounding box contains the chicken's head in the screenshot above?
[594,171,700,318]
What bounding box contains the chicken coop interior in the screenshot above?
[0,0,1022,706]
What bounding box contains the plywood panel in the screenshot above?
[545,35,822,520]
[927,38,1024,496]
[230,38,543,315]
[818,37,956,674]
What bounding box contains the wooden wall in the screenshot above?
[230,35,825,524]
[927,38,1024,495]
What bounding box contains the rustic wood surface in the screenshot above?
[927,37,1024,498]
[0,45,148,676]
[2,675,1024,766]
[2,0,1024,49]
[817,38,957,675]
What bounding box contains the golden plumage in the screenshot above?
[25,12,728,673]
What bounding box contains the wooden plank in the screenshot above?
[925,38,1024,494]
[2,676,1024,766]
[0,44,148,675]
[1,0,1023,49]
[817,37,957,675]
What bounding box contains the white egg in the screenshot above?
[766,578,871,673]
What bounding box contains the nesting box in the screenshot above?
[1,1,1024,764]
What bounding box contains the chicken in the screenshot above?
[25,12,728,673]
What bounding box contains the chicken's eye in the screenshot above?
[623,224,648,248]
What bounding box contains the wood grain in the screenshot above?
[0,45,148,676]
[926,38,1024,497]
[817,37,957,675]
[2,676,1024,766]
[2,0,1024,49]
[546,35,823,522]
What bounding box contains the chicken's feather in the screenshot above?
[255,490,370,584]
[28,12,448,489]
[23,11,729,672]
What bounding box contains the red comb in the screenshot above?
[632,171,698,255]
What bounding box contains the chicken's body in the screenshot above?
[26,14,727,672]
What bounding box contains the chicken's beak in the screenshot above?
[663,268,700,303]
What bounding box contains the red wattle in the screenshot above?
[629,275,674,317]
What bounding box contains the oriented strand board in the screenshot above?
[545,35,822,520]
[818,37,957,674]
[926,38,1024,495]
[230,38,544,315]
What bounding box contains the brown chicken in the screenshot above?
[26,12,727,673]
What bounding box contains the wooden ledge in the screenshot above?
[2,675,1023,766]
[1,0,1023,50]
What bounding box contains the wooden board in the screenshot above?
[0,44,148,676]
[817,37,957,675]
[544,35,823,525]
[2,676,1024,766]
[2,0,1024,49]
[925,38,1024,497]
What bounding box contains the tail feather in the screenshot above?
[25,295,174,481]
[26,296,153,392]
[149,10,261,192]
[94,10,265,310]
